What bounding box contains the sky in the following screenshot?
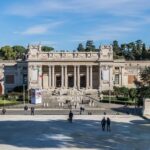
[0,0,150,50]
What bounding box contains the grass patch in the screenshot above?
[101,97,135,105]
[0,100,19,107]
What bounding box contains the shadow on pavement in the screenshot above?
[0,118,150,149]
[111,106,142,115]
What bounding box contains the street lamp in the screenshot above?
[23,84,25,105]
[109,66,111,104]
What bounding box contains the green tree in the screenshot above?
[12,45,26,59]
[140,66,150,86]
[141,43,148,60]
[77,43,84,51]
[114,86,129,97]
[85,40,95,51]
[132,40,143,60]
[138,86,150,98]
[125,42,135,60]
[129,88,137,101]
[0,46,16,60]
[42,46,54,52]
[112,40,122,59]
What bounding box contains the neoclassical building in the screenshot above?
[0,45,150,97]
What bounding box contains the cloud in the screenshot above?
[6,0,70,17]
[18,22,63,35]
[5,0,150,17]
[30,40,57,47]
[71,20,138,42]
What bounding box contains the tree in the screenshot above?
[125,42,135,60]
[129,88,137,101]
[113,86,129,97]
[141,43,147,60]
[138,86,150,99]
[112,40,122,59]
[0,46,16,60]
[132,40,143,60]
[42,46,54,52]
[77,43,84,52]
[85,40,95,51]
[140,66,150,86]
[12,45,26,59]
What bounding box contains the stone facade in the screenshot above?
[0,44,150,95]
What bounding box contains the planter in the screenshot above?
[143,98,150,116]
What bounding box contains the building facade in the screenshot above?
[0,44,150,96]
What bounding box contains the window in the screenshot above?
[128,75,137,84]
[114,74,119,84]
[5,75,14,84]
[115,67,119,70]
[23,74,27,84]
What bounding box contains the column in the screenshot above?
[109,66,113,90]
[74,66,77,88]
[99,65,101,91]
[90,66,93,89]
[38,65,42,89]
[65,65,68,88]
[61,65,64,88]
[52,65,55,88]
[49,65,52,88]
[77,66,80,89]
[86,66,89,89]
[27,64,31,90]
[120,67,122,86]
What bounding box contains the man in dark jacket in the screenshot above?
[31,107,35,115]
[101,117,106,131]
[106,117,111,132]
[69,110,73,123]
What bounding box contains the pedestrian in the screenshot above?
[75,104,77,109]
[80,107,82,115]
[2,107,6,115]
[24,105,28,115]
[106,117,111,132]
[68,110,73,123]
[31,107,35,115]
[24,105,28,111]
[103,112,106,115]
[101,117,106,131]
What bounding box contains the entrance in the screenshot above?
[56,76,61,87]
[80,75,86,88]
[68,76,74,88]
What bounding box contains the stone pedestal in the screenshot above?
[143,98,150,116]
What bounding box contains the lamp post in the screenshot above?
[23,84,25,105]
[109,66,111,104]
[2,64,5,108]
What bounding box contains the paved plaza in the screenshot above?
[0,115,149,150]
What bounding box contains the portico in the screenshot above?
[27,45,114,93]
[40,65,97,90]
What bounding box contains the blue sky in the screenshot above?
[0,0,150,50]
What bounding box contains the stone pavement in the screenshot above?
[0,103,142,115]
[0,115,149,150]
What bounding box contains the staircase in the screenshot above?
[42,89,101,108]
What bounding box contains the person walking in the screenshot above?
[2,107,6,115]
[101,117,106,131]
[24,105,28,115]
[68,110,73,123]
[31,107,35,115]
[80,107,82,115]
[106,117,111,132]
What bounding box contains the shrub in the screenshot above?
[102,90,114,95]
[13,85,27,92]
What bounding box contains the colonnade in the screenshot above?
[48,65,93,89]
